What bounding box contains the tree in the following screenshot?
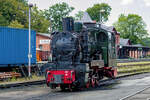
[44,2,74,32]
[9,20,24,28]
[142,37,150,47]
[114,14,148,44]
[0,14,8,26]
[0,0,28,26]
[75,11,84,20]
[16,0,28,5]
[86,3,111,23]
[30,6,50,33]
[0,0,50,33]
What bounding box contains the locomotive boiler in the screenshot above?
[45,17,117,90]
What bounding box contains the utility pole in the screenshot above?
[28,3,33,77]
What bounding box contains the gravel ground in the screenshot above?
[1,73,150,100]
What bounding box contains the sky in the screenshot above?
[29,0,150,34]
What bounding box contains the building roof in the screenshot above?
[132,44,142,46]
[120,38,130,46]
[107,26,114,31]
[100,25,114,33]
[76,12,94,23]
[37,33,51,38]
[102,26,120,34]
[117,32,120,35]
[75,12,120,34]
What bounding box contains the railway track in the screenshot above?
[0,71,148,90]
[117,58,150,63]
[119,85,150,100]
[98,72,150,87]
[0,80,45,89]
[0,73,150,100]
[21,72,150,100]
[1,60,150,89]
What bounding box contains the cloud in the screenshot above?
[121,0,134,5]
[144,0,150,6]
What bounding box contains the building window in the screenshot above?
[39,45,43,50]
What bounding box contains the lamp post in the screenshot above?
[28,3,33,77]
[99,9,105,24]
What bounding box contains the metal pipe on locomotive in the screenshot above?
[44,17,117,90]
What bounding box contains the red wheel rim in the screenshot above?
[95,80,99,86]
[86,82,90,88]
[91,78,95,87]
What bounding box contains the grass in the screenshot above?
[117,61,150,66]
[117,61,150,74]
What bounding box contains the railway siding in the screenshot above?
[0,60,150,89]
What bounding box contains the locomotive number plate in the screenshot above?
[54,75,62,84]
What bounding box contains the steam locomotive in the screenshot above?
[45,17,117,90]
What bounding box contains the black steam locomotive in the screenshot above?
[45,17,117,90]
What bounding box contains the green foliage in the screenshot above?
[0,0,50,33]
[16,0,28,5]
[9,20,24,28]
[0,14,8,26]
[44,2,74,32]
[114,14,148,44]
[142,37,150,47]
[0,0,28,26]
[31,6,50,33]
[86,3,111,22]
[75,11,84,20]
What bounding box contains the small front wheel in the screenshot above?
[60,85,67,91]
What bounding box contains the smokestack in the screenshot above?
[62,17,74,32]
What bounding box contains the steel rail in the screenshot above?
[117,63,150,67]
[98,72,150,86]
[0,80,45,89]
[1,61,150,89]
[119,86,150,100]
[0,72,150,89]
[117,58,150,63]
[0,73,138,89]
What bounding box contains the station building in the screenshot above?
[36,33,51,61]
[114,31,150,59]
[104,26,150,59]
